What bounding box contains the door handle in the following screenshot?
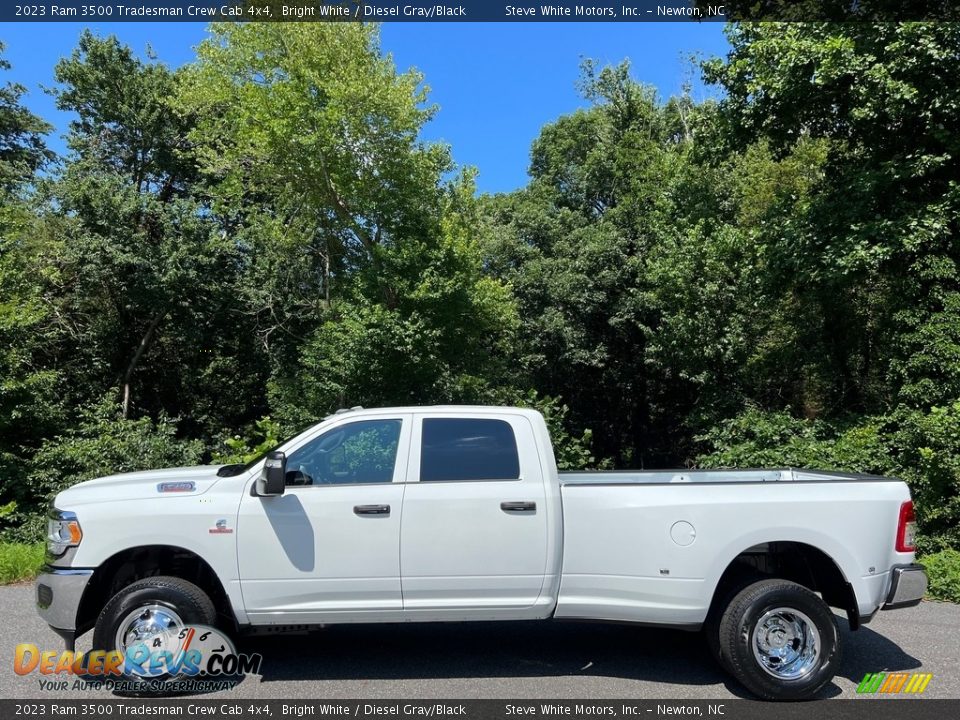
[354,504,390,516]
[501,501,536,513]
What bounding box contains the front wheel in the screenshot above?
[92,576,217,682]
[717,578,840,700]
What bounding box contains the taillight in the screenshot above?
[896,500,917,553]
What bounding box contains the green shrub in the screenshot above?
[213,415,284,465]
[1,399,203,543]
[890,404,960,553]
[0,542,44,584]
[696,408,888,471]
[697,404,960,554]
[920,549,960,604]
[491,389,609,470]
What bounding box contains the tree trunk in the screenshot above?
[122,312,164,419]
[324,246,331,308]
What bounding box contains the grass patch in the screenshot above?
[0,542,45,584]
[920,549,960,603]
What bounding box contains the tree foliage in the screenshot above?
[480,24,960,550]
[0,42,57,526]
[0,23,958,558]
[689,23,960,550]
[5,399,203,542]
[180,24,520,421]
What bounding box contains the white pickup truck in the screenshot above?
[38,406,926,699]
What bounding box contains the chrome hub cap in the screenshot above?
[752,607,820,679]
[115,604,184,657]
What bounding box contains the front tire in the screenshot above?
[92,576,216,681]
[718,579,840,700]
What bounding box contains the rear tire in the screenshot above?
[704,612,730,673]
[718,578,840,700]
[704,568,762,673]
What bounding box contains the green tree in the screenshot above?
[0,43,58,527]
[181,23,520,423]
[0,42,51,201]
[5,399,204,542]
[37,31,266,432]
[481,61,741,465]
[703,23,960,412]
[696,23,960,552]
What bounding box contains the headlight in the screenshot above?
[47,509,82,557]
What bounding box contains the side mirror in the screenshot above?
[255,451,286,497]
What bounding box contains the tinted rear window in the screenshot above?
[420,418,520,482]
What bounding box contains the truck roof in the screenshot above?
[326,405,543,417]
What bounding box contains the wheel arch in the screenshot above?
[707,540,860,630]
[76,544,236,638]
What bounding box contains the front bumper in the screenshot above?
[883,563,927,610]
[36,566,93,635]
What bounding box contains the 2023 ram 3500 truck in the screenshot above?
[38,406,926,699]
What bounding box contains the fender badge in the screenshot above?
[157,481,196,493]
[209,519,234,534]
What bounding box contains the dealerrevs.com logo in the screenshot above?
[15,624,262,693]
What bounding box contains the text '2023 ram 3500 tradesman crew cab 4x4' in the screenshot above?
[38,406,927,699]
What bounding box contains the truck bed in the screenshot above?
[554,468,910,627]
[559,467,898,485]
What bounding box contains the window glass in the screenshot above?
[420,418,520,482]
[285,419,401,486]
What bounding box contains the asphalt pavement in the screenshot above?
[1,582,957,700]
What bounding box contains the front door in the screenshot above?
[238,414,412,624]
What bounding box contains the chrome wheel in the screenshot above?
[752,606,820,679]
[114,604,184,657]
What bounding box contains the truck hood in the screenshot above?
[55,465,230,507]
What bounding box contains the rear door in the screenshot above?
[399,412,549,614]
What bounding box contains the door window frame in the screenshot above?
[245,413,413,491]
[406,412,536,484]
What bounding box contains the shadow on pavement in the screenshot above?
[239,621,726,686]
[231,617,919,700]
[836,618,922,683]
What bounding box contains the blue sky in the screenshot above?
[1,22,729,193]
